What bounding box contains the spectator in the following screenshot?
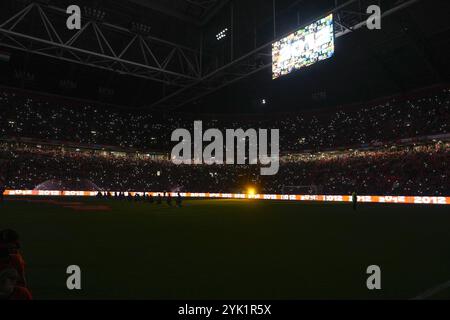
[0,267,32,300]
[0,230,27,287]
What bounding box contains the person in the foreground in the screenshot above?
[0,252,32,300]
[0,230,27,287]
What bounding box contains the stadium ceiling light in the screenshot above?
[131,22,152,35]
[83,7,106,21]
[0,50,11,63]
[216,27,228,41]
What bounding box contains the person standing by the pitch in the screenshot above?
[352,191,358,211]
[176,193,182,208]
[0,178,5,203]
[0,161,11,203]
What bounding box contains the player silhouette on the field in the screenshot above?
[0,178,6,203]
[0,186,4,203]
[157,194,162,205]
[352,191,358,211]
[176,193,182,207]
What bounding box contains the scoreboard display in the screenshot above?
[272,14,335,79]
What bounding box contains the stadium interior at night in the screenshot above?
[0,0,449,300]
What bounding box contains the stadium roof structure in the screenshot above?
[0,0,448,112]
[124,0,230,25]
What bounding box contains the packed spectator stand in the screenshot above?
[0,85,449,196]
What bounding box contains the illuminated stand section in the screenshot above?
[272,14,335,79]
[4,190,450,205]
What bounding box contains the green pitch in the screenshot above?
[1,197,450,300]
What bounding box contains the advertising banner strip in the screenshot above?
[3,190,450,205]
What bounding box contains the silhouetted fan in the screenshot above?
[34,179,101,191]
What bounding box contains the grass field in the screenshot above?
[1,197,450,300]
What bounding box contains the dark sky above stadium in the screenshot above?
[0,0,449,113]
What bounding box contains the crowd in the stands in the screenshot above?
[0,142,448,196]
[0,87,449,196]
[1,88,449,152]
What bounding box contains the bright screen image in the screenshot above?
[272,14,335,79]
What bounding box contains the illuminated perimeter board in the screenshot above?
[272,14,335,79]
[3,190,450,205]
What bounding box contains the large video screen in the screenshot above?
[272,14,334,79]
